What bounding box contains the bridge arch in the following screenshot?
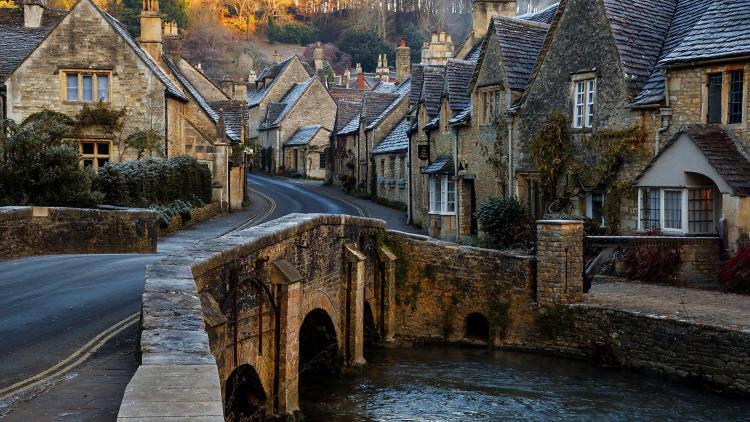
[464,312,490,343]
[223,364,268,421]
[298,308,342,381]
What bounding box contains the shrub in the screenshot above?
[267,17,318,45]
[475,196,530,249]
[719,244,750,294]
[624,237,681,285]
[339,175,356,193]
[149,199,196,228]
[0,113,102,207]
[95,156,211,207]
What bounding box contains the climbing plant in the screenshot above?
[480,114,509,195]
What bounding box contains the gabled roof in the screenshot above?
[366,79,411,131]
[638,126,750,196]
[248,56,295,107]
[420,66,447,117]
[338,114,361,136]
[518,2,560,24]
[0,6,66,82]
[491,16,550,91]
[448,105,472,126]
[329,87,365,103]
[444,60,474,112]
[259,77,316,129]
[101,11,187,101]
[463,35,485,63]
[284,125,322,147]
[209,100,248,143]
[334,100,362,134]
[373,118,409,155]
[423,155,454,175]
[362,91,399,128]
[162,55,240,142]
[409,66,425,107]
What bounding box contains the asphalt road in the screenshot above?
[0,173,368,419]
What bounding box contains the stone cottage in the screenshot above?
[0,0,246,208]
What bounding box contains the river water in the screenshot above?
[299,347,750,421]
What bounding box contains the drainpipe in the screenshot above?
[654,70,672,155]
[507,113,514,198]
[406,129,413,224]
[453,125,460,241]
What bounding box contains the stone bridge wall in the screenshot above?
[0,206,157,259]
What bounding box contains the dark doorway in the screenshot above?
[224,364,267,421]
[465,313,490,343]
[468,179,478,235]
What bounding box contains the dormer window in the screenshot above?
[63,71,110,103]
[573,76,596,129]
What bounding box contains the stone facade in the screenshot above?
[0,206,157,258]
[535,220,584,305]
[373,153,408,205]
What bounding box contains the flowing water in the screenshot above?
[299,347,750,421]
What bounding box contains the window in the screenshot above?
[688,188,714,233]
[319,151,326,169]
[480,89,502,125]
[573,78,596,128]
[640,188,661,230]
[399,155,406,179]
[586,192,605,226]
[729,70,744,124]
[380,159,385,175]
[429,175,456,214]
[389,157,396,179]
[664,190,682,230]
[80,141,111,172]
[639,187,716,233]
[64,71,110,103]
[707,73,723,123]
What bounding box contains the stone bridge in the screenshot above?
[119,214,399,420]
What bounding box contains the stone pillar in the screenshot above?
[343,243,366,366]
[536,220,584,306]
[377,245,397,341]
[271,259,302,416]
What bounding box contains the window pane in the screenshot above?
[641,188,660,230]
[82,75,93,102]
[729,71,744,124]
[82,158,94,169]
[446,178,455,213]
[81,142,95,155]
[574,82,585,128]
[592,192,604,226]
[97,142,110,155]
[97,158,109,168]
[97,74,109,102]
[389,158,395,178]
[586,79,596,127]
[664,190,682,230]
[66,74,78,101]
[688,188,714,233]
[707,73,723,123]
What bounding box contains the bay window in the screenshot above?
[429,175,456,215]
[638,187,716,234]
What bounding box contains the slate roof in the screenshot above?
[518,2,560,24]
[249,56,295,107]
[603,0,675,100]
[0,7,66,82]
[338,114,361,136]
[259,77,315,129]
[209,100,248,143]
[661,0,750,65]
[334,100,362,134]
[423,155,455,175]
[329,87,365,103]
[163,56,240,141]
[444,60,474,112]
[448,105,472,126]
[409,66,425,107]
[492,17,550,91]
[362,91,399,128]
[366,79,411,131]
[101,12,186,101]
[420,66,447,117]
[464,36,485,63]
[284,125,322,147]
[373,118,409,155]
[638,126,750,196]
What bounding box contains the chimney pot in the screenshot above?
[356,72,366,90]
[23,0,47,28]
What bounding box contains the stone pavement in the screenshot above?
[586,280,750,332]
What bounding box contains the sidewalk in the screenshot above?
[586,280,750,332]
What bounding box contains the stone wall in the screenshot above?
[157,202,225,236]
[0,206,157,259]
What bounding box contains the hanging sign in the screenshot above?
[417,144,430,161]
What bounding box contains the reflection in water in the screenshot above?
[299,347,750,421]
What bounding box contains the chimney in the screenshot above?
[162,21,183,59]
[140,0,163,59]
[420,32,454,66]
[355,63,363,75]
[273,50,281,64]
[249,70,257,83]
[216,108,226,141]
[342,69,351,87]
[221,75,234,98]
[23,0,47,28]
[396,38,411,83]
[233,80,247,102]
[472,0,516,38]
[313,41,324,71]
[356,72,366,90]
[377,54,389,82]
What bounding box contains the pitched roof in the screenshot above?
[519,2,559,24]
[366,79,411,131]
[338,114,361,136]
[373,118,409,155]
[444,59,474,112]
[259,77,315,129]
[423,155,455,175]
[248,56,295,107]
[603,0,675,100]
[162,55,240,141]
[448,105,472,126]
[463,35,485,63]
[0,6,66,82]
[661,0,750,65]
[334,100,362,134]
[409,66,425,107]
[492,17,550,91]
[362,91,399,127]
[329,87,365,103]
[209,100,248,142]
[284,125,322,147]
[420,66,447,117]
[638,126,750,196]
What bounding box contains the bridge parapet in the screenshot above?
[118,213,390,421]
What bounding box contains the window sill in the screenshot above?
[62,100,110,105]
[428,211,456,216]
[570,127,594,133]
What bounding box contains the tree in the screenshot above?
[475,196,530,250]
[337,30,392,72]
[120,0,189,36]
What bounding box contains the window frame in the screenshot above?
[61,70,112,103]
[571,73,596,129]
[585,191,606,227]
[637,187,717,234]
[79,140,112,172]
[707,72,723,124]
[729,70,745,125]
[428,174,456,215]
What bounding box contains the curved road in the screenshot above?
[0,174,364,419]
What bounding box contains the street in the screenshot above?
[0,174,408,420]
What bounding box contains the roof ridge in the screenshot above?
[493,14,551,29]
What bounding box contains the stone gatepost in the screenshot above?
[536,220,584,306]
[271,259,302,416]
[344,243,367,366]
[377,245,397,342]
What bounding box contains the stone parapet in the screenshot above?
[536,220,584,306]
[0,206,157,259]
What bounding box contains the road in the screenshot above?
[0,174,372,420]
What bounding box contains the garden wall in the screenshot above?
[157,202,225,236]
[0,206,157,259]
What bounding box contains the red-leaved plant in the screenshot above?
[625,230,682,285]
[719,244,750,294]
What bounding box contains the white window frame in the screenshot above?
[572,74,596,129]
[637,187,717,234]
[429,175,456,215]
[585,191,606,227]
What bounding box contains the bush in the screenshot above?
[719,244,750,294]
[475,196,530,249]
[339,174,356,193]
[150,199,195,228]
[95,156,211,207]
[267,17,318,45]
[624,234,681,285]
[0,113,102,207]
